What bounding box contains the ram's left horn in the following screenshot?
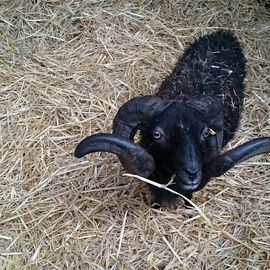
[204,137,270,177]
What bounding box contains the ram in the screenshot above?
[75,31,270,205]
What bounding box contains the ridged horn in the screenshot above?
[74,133,155,178]
[113,95,169,138]
[187,96,223,125]
[204,137,270,177]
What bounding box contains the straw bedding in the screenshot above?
[1,0,269,269]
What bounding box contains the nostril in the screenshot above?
[183,168,199,179]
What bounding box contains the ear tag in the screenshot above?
[209,128,216,136]
[133,129,142,144]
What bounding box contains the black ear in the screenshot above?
[204,125,224,162]
[188,96,224,161]
[209,125,224,149]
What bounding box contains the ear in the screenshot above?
[187,96,224,159]
[204,125,224,162]
[208,125,224,150]
[131,126,143,144]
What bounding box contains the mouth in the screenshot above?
[180,181,200,191]
[175,176,201,191]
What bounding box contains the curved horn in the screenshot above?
[113,95,169,138]
[187,96,223,124]
[74,133,155,178]
[204,137,270,177]
[187,96,217,113]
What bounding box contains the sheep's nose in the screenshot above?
[183,168,199,180]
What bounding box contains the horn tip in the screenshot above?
[74,146,84,158]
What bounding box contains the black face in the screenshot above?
[140,103,212,192]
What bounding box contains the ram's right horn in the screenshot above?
[74,133,156,178]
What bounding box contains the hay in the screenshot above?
[0,0,269,269]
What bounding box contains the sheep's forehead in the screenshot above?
[156,115,192,135]
[154,103,204,134]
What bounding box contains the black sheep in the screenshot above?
[75,31,270,205]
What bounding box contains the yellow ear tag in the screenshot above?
[133,129,142,144]
[209,128,216,136]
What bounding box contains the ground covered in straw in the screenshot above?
[1,0,270,269]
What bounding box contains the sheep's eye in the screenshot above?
[202,127,216,139]
[202,128,210,138]
[153,130,162,140]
